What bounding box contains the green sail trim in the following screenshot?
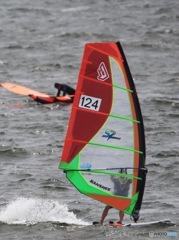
[88,142,143,154]
[59,155,141,215]
[59,154,80,170]
[123,192,139,215]
[109,114,140,123]
[113,84,133,92]
[66,168,136,199]
[64,166,140,215]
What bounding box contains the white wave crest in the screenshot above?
[0,197,89,226]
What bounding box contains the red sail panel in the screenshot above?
[88,194,132,211]
[60,44,119,165]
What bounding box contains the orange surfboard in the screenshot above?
[0,83,74,104]
[0,83,49,97]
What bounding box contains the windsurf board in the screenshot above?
[107,219,171,227]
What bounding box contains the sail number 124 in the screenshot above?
[78,94,102,112]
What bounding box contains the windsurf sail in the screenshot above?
[29,95,74,104]
[0,83,49,97]
[59,42,147,222]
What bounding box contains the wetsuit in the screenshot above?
[54,83,75,97]
[109,175,132,209]
[111,176,132,197]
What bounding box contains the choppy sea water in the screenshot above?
[0,0,178,239]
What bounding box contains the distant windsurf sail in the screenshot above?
[0,83,48,96]
[29,95,74,104]
[59,42,147,221]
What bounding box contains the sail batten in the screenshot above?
[59,42,147,221]
[113,84,133,92]
[64,138,143,153]
[61,169,142,180]
[72,107,138,123]
[79,74,112,86]
[109,114,140,123]
[88,142,143,153]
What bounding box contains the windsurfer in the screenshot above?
[94,169,132,225]
[54,83,75,97]
[99,205,124,224]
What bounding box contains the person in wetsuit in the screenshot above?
[94,169,132,225]
[54,83,75,97]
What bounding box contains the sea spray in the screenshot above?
[0,197,89,225]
